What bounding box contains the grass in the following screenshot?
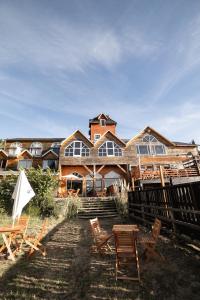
[0,216,200,299]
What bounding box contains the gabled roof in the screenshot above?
[42,149,58,157]
[17,149,33,158]
[126,126,175,146]
[89,113,117,126]
[94,130,126,147]
[0,149,8,157]
[61,130,93,147]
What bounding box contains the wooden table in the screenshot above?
[0,226,22,261]
[112,224,139,233]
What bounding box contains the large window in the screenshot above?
[65,141,90,157]
[9,142,22,156]
[137,134,166,155]
[98,141,122,156]
[18,159,32,169]
[43,160,57,170]
[30,142,43,156]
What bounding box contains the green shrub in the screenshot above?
[0,167,58,217]
[0,175,17,215]
[63,196,82,219]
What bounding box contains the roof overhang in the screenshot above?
[126,126,175,147]
[61,130,93,147]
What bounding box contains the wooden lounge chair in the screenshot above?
[138,218,164,261]
[113,230,140,281]
[23,219,48,257]
[89,217,113,253]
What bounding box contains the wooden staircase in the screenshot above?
[78,197,118,219]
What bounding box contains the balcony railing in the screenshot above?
[139,168,199,180]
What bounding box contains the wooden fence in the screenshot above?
[128,181,200,239]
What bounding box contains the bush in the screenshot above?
[63,196,82,219]
[0,167,58,217]
[0,175,17,215]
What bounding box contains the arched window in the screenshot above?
[30,142,43,156]
[98,141,122,156]
[142,135,158,142]
[9,142,22,156]
[51,142,60,155]
[65,141,90,157]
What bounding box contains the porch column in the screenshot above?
[93,164,96,195]
[82,176,86,197]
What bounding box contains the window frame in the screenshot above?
[100,119,106,126]
[18,159,32,170]
[30,142,43,156]
[9,142,22,156]
[64,140,90,157]
[98,141,122,157]
[94,134,101,143]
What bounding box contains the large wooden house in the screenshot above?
[0,113,199,196]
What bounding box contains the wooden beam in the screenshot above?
[83,165,93,176]
[117,164,127,174]
[97,165,105,173]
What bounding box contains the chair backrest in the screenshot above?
[89,217,101,237]
[17,215,30,235]
[114,230,137,251]
[74,188,80,197]
[152,218,161,241]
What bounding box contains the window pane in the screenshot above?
[107,148,114,155]
[137,145,149,155]
[74,148,81,156]
[107,142,113,148]
[155,145,165,154]
[74,142,81,148]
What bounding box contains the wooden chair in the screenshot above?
[113,230,140,281]
[138,218,164,261]
[23,219,48,257]
[74,188,80,197]
[89,217,113,253]
[13,215,30,254]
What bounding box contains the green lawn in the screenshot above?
[0,217,200,300]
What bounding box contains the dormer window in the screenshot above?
[9,142,22,156]
[100,119,106,126]
[98,141,122,157]
[65,141,90,157]
[51,142,60,155]
[94,134,101,143]
[30,142,43,156]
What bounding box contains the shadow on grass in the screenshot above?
[0,217,143,300]
[1,217,199,300]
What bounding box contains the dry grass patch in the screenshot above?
[0,217,199,300]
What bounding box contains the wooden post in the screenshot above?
[159,166,176,233]
[93,164,96,196]
[82,177,86,197]
[131,177,135,191]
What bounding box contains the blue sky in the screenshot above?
[0,0,200,143]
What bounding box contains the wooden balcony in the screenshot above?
[139,168,199,180]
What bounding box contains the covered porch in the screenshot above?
[58,164,130,197]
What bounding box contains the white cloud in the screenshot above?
[0,2,160,73]
[149,13,200,102]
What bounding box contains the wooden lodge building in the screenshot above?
[0,113,199,196]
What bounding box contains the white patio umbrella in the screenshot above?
[12,170,35,224]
